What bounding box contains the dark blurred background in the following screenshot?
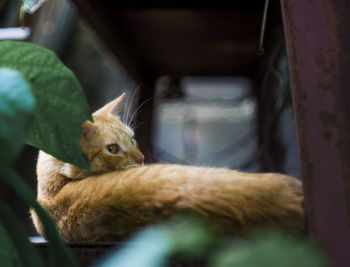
[0,0,299,235]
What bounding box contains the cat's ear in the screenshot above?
[81,120,97,139]
[93,93,126,117]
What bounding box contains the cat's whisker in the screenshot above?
[123,90,130,124]
[128,97,151,127]
[71,170,86,181]
[123,92,130,124]
[126,94,135,126]
[126,89,137,125]
[122,90,129,124]
[125,86,139,127]
[130,122,144,131]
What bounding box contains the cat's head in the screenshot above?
[80,93,144,174]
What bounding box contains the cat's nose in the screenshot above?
[135,156,144,165]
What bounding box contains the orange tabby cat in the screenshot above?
[31,93,304,243]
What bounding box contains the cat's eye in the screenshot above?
[106,144,120,154]
[131,137,137,147]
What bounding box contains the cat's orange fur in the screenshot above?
[31,93,305,243]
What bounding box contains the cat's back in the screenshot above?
[62,164,303,219]
[63,163,302,201]
[100,163,301,193]
[42,164,305,241]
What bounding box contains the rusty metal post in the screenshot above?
[281,0,350,265]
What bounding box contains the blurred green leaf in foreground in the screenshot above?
[0,41,92,171]
[212,230,327,267]
[98,214,327,267]
[0,68,34,163]
[0,67,78,266]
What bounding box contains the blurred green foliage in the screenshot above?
[0,39,93,266]
[98,214,327,267]
[0,41,92,171]
[0,69,34,163]
[212,230,326,267]
[0,201,44,267]
[0,221,20,267]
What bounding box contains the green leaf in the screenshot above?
[0,163,78,267]
[163,213,215,257]
[98,214,215,267]
[211,230,327,267]
[98,226,171,267]
[0,202,44,267]
[0,66,77,266]
[0,221,19,267]
[0,40,92,171]
[0,69,34,163]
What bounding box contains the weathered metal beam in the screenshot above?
[281,0,350,265]
[70,0,149,83]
